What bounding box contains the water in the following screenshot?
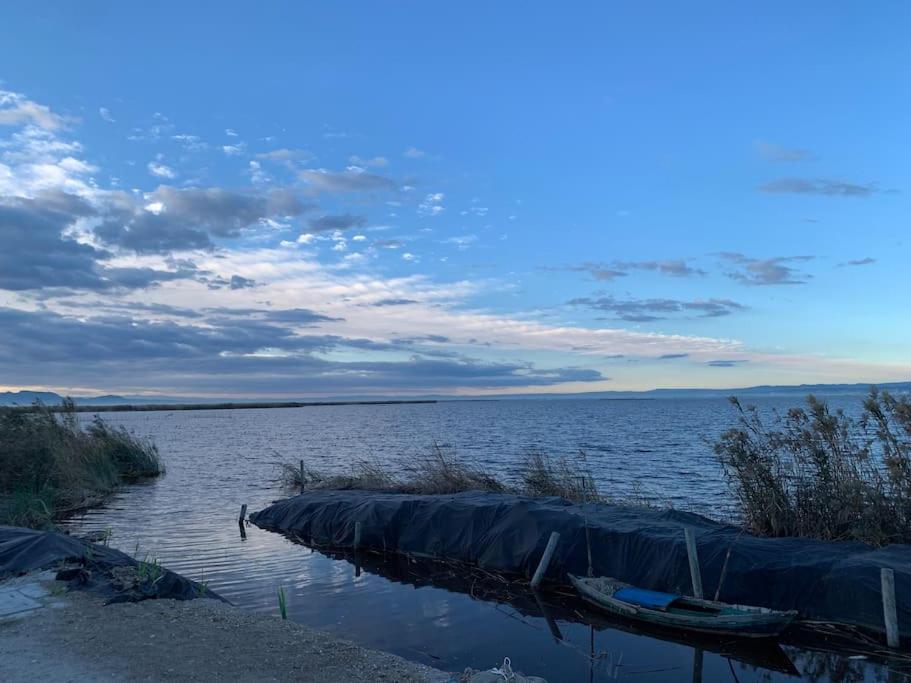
[65,397,904,682]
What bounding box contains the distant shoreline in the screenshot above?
[20,399,438,413]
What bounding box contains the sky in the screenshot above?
[0,2,909,398]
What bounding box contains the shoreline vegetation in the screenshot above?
[0,400,163,528]
[715,389,911,547]
[282,443,643,506]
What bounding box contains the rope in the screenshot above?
[488,657,515,680]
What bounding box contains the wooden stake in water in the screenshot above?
[713,544,733,602]
[299,459,305,494]
[691,648,704,683]
[684,528,704,599]
[580,477,593,577]
[353,521,363,551]
[531,531,560,590]
[238,503,247,540]
[882,567,900,648]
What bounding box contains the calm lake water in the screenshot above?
[66,397,906,682]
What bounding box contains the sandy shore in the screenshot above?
[0,573,450,682]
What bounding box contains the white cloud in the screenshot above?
[404,147,426,158]
[0,124,94,197]
[248,160,268,184]
[147,161,176,179]
[98,107,115,123]
[418,192,445,216]
[58,157,97,174]
[171,134,207,152]
[444,234,478,250]
[402,252,418,262]
[225,128,238,137]
[299,167,397,193]
[297,233,316,244]
[222,144,244,155]
[0,89,67,130]
[352,234,367,242]
[256,148,314,163]
[349,155,389,168]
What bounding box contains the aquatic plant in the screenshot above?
[0,399,164,528]
[136,555,164,586]
[277,586,287,620]
[715,389,911,546]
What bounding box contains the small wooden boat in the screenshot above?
[569,575,797,638]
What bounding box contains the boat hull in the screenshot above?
[569,574,797,639]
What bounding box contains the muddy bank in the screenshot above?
[0,577,449,682]
[0,527,451,681]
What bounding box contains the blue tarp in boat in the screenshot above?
[250,490,911,638]
[613,587,679,610]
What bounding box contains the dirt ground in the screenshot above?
[0,577,452,682]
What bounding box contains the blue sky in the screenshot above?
[0,2,908,397]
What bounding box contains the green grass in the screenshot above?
[0,399,164,528]
[277,586,288,620]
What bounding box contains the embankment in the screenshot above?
[251,490,911,641]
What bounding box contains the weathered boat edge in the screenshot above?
[569,574,798,639]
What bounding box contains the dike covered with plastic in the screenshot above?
[0,525,223,603]
[251,490,911,637]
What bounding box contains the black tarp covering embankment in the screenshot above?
[0,525,224,603]
[251,491,911,638]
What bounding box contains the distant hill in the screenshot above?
[0,391,183,407]
[2,380,909,407]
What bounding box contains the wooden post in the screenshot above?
[531,531,560,590]
[353,521,362,551]
[692,648,703,683]
[299,459,305,494]
[238,504,247,524]
[684,528,704,599]
[882,567,900,648]
[713,544,734,602]
[353,521,364,578]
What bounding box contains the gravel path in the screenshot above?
[0,579,451,682]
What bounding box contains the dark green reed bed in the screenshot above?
[0,400,163,528]
[716,389,911,547]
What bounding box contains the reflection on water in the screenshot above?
[64,400,908,682]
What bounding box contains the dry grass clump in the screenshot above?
[399,442,510,495]
[714,389,911,546]
[281,459,396,492]
[0,400,163,528]
[521,450,604,502]
[283,443,608,503]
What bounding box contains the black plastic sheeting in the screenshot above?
[0,525,224,603]
[251,491,911,637]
